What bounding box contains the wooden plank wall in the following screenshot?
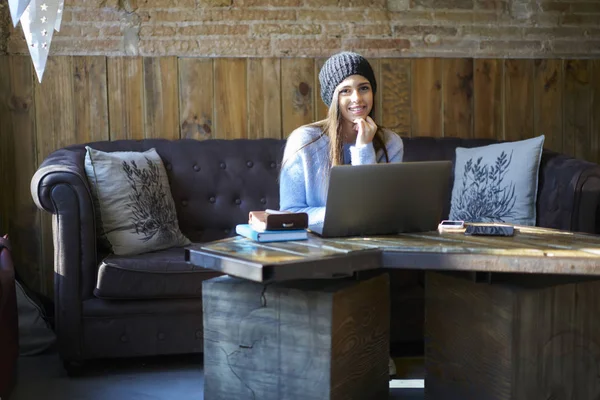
[0,55,599,296]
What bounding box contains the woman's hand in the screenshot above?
[353,116,378,147]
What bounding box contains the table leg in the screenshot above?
[425,271,600,400]
[202,273,390,400]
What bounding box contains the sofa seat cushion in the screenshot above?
[94,246,222,300]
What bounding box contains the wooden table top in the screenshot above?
[185,225,600,282]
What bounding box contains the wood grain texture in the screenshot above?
[592,60,600,164]
[192,227,600,283]
[0,57,11,234]
[200,235,381,257]
[474,59,503,139]
[35,56,75,296]
[247,58,282,139]
[178,58,214,140]
[107,57,144,140]
[564,60,592,161]
[411,58,442,137]
[443,58,473,138]
[426,271,600,400]
[4,56,42,294]
[426,271,513,400]
[553,280,600,400]
[282,58,314,137]
[190,237,381,283]
[35,57,75,158]
[73,56,109,144]
[534,59,563,153]
[314,58,328,122]
[356,230,600,275]
[368,58,382,125]
[380,58,411,135]
[202,274,389,400]
[513,281,574,400]
[330,273,390,400]
[143,57,179,139]
[214,58,247,139]
[504,60,534,142]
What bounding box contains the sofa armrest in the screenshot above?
[32,148,89,212]
[0,238,16,333]
[30,147,98,361]
[537,151,600,234]
[0,238,18,399]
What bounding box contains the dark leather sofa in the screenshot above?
[0,237,18,398]
[30,136,600,371]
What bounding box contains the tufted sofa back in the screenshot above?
[83,136,495,244]
[77,138,286,243]
[401,136,502,220]
[73,134,600,246]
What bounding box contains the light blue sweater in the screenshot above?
[279,125,404,225]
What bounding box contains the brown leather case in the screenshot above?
[249,211,309,231]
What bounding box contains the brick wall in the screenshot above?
[4,0,600,58]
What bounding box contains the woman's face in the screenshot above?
[335,74,374,123]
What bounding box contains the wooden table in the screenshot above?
[186,226,600,400]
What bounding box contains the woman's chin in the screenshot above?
[345,111,367,120]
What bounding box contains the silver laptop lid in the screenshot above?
[314,161,452,237]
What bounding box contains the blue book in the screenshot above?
[235,224,308,243]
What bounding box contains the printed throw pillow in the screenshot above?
[449,135,545,226]
[84,147,191,256]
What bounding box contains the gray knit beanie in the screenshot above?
[319,51,377,108]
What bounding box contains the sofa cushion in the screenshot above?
[94,247,222,300]
[78,138,287,246]
[449,135,545,225]
[84,146,191,256]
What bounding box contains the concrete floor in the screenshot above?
[10,351,424,400]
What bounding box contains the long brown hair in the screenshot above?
[282,88,389,171]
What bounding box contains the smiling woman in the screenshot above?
[337,75,377,147]
[279,51,405,227]
[278,52,405,378]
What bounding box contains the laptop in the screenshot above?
[309,161,453,238]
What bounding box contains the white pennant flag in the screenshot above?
[20,0,61,82]
[54,0,64,32]
[8,0,32,27]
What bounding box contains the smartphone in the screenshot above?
[464,224,515,237]
[438,220,465,233]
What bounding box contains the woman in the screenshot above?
[279,52,403,378]
[279,51,404,225]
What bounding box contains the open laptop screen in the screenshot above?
[310,161,452,238]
